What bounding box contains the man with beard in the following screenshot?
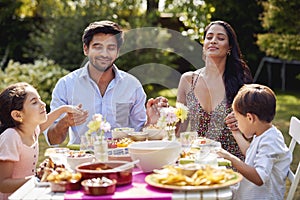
[45,20,167,145]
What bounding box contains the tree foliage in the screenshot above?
[202,0,264,72]
[0,59,69,107]
[0,0,37,68]
[27,0,169,71]
[256,0,300,61]
[163,0,214,41]
[1,0,216,70]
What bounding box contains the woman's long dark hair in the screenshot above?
[204,21,253,105]
[0,82,30,134]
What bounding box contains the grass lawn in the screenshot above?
[38,89,300,198]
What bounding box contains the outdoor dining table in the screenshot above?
[9,167,233,200]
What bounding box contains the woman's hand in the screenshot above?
[225,111,239,131]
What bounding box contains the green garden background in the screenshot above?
[1,0,299,198]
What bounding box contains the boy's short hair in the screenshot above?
[82,20,124,48]
[233,84,276,123]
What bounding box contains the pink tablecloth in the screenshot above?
[64,168,172,200]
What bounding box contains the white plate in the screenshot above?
[34,177,50,187]
[145,171,242,191]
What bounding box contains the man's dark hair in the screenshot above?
[82,20,124,48]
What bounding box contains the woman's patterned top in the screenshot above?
[186,72,244,161]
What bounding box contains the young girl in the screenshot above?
[217,84,292,199]
[0,82,83,199]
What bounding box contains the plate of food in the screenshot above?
[107,138,133,162]
[192,137,221,149]
[178,146,232,167]
[34,176,51,187]
[108,147,132,162]
[145,165,242,191]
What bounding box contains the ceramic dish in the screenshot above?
[67,151,95,170]
[128,140,181,172]
[81,177,116,195]
[128,132,148,141]
[34,177,51,187]
[112,127,134,139]
[76,161,133,185]
[50,181,67,192]
[145,171,242,191]
[143,128,165,140]
[50,180,81,192]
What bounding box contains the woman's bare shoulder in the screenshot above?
[181,69,201,80]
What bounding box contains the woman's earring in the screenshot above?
[227,50,231,56]
[19,118,23,123]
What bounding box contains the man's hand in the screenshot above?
[146,96,169,125]
[64,104,88,127]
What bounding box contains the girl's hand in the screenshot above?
[65,104,85,114]
[64,104,88,127]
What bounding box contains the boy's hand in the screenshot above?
[216,148,232,160]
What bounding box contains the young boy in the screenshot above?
[217,84,292,200]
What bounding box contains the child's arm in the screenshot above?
[217,148,263,186]
[0,161,31,193]
[225,112,250,155]
[231,131,250,155]
[39,105,84,132]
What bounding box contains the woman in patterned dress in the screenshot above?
[176,21,253,160]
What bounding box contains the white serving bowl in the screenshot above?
[143,128,166,140]
[112,127,134,139]
[45,147,70,166]
[67,151,95,170]
[128,140,181,172]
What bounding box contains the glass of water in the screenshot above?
[80,134,93,150]
[180,131,198,153]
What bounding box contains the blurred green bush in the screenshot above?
[0,59,69,109]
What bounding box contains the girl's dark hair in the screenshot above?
[82,20,124,49]
[204,20,253,105]
[233,84,276,123]
[0,82,31,134]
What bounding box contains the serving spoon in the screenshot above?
[112,159,140,172]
